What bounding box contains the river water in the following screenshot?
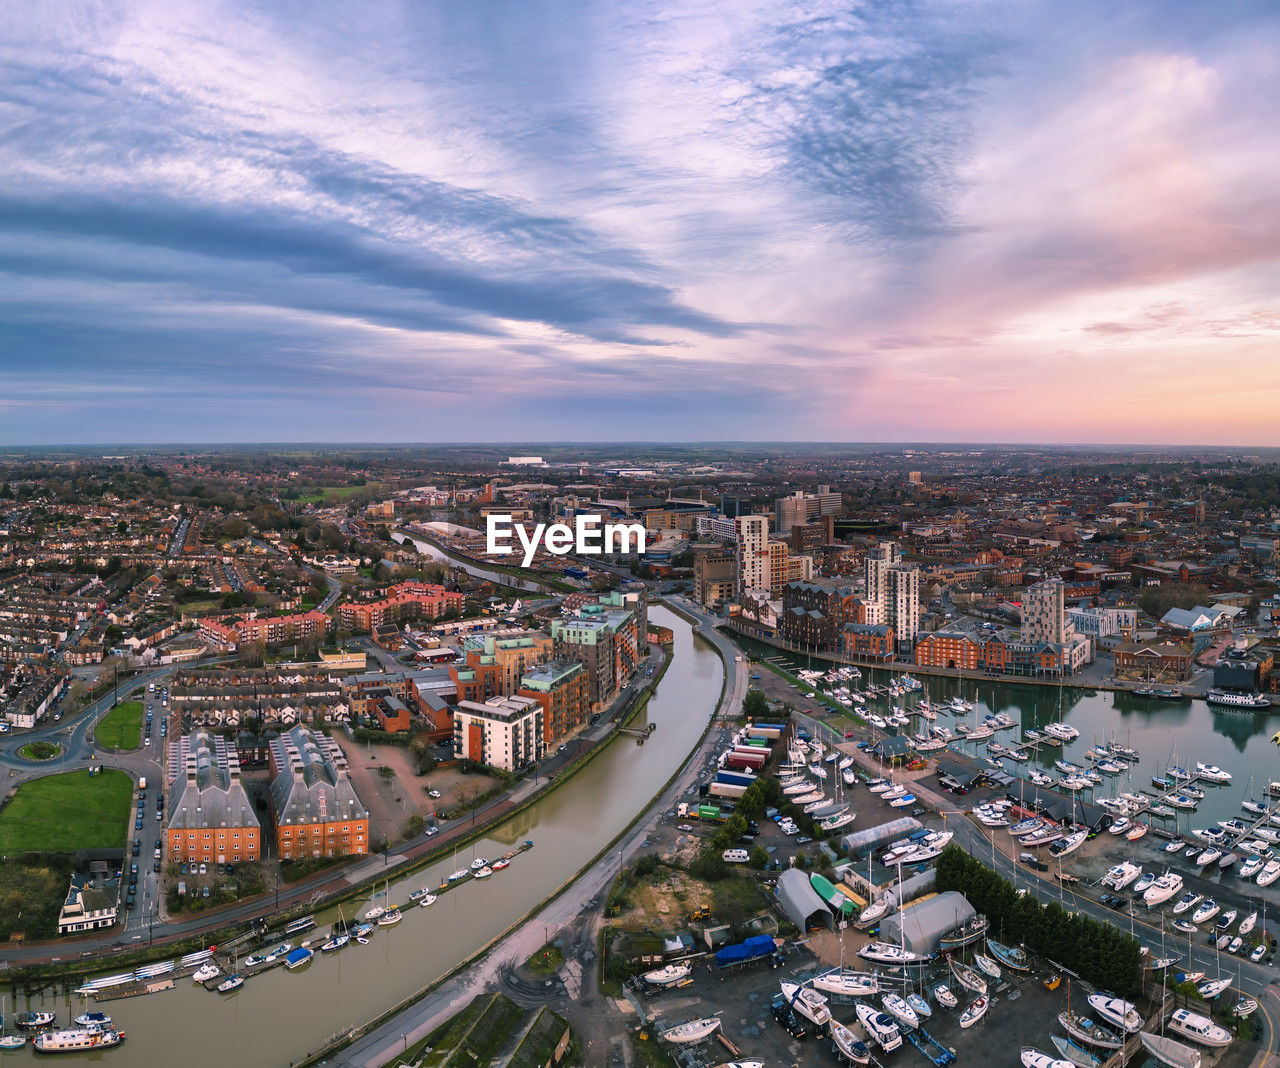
[738,640,1280,831]
[18,607,722,1066]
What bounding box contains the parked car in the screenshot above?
[198,863,207,876]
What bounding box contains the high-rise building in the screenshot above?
[774,486,841,529]
[693,547,736,605]
[864,541,918,649]
[518,661,590,744]
[735,515,770,595]
[1022,578,1069,645]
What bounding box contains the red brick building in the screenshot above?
[337,582,464,633]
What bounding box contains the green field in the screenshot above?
[296,483,388,504]
[0,770,133,854]
[95,700,144,750]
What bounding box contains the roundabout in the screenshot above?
[17,740,63,762]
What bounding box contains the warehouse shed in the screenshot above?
[775,867,835,932]
[841,817,923,859]
[880,891,975,956]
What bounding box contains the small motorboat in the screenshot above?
[217,974,244,994]
[73,1012,111,1028]
[933,983,957,1009]
[831,1020,871,1064]
[1233,996,1259,1018]
[1190,899,1220,925]
[418,893,437,908]
[191,962,221,983]
[14,1013,55,1031]
[778,981,831,1027]
[959,996,988,1029]
[1167,1008,1231,1048]
[470,857,489,870]
[492,859,510,871]
[284,947,313,970]
[855,1002,903,1052]
[1172,892,1202,915]
[376,907,403,926]
[1215,909,1238,931]
[473,866,493,879]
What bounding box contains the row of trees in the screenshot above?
[936,844,1142,997]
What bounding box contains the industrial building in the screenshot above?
[880,891,976,956]
[775,867,835,932]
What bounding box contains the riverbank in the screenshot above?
[726,617,1206,696]
[2,647,670,986]
[393,527,575,593]
[294,611,733,1068]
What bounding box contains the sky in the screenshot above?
[1,0,1278,445]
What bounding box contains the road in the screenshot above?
[327,599,746,1068]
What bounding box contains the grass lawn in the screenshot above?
[296,483,388,504]
[524,943,564,975]
[18,741,63,761]
[95,700,144,750]
[0,858,73,940]
[0,770,134,854]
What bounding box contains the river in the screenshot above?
[392,530,548,592]
[16,606,723,1066]
[737,639,1280,830]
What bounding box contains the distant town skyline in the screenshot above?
[2,1,1278,445]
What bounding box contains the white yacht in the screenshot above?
[660,1017,721,1044]
[880,992,919,1029]
[1167,1009,1231,1048]
[1143,872,1183,908]
[777,981,831,1027]
[643,961,692,987]
[1087,994,1143,1033]
[855,1001,903,1052]
[859,941,930,965]
[811,969,880,998]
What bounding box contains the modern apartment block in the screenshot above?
[774,485,841,530]
[453,694,545,771]
[864,541,920,650]
[165,730,262,864]
[1022,578,1069,645]
[735,515,770,595]
[449,632,553,702]
[518,660,590,743]
[550,595,643,709]
[268,727,370,860]
[197,609,331,651]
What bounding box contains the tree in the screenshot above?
[742,688,769,719]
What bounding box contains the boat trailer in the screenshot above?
[907,1027,956,1066]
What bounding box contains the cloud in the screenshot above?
[0,0,1276,443]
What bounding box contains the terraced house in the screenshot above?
[268,726,370,860]
[165,730,262,864]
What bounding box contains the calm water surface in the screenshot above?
[15,607,722,1066]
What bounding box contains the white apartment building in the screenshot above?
[735,515,770,596]
[453,695,545,772]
